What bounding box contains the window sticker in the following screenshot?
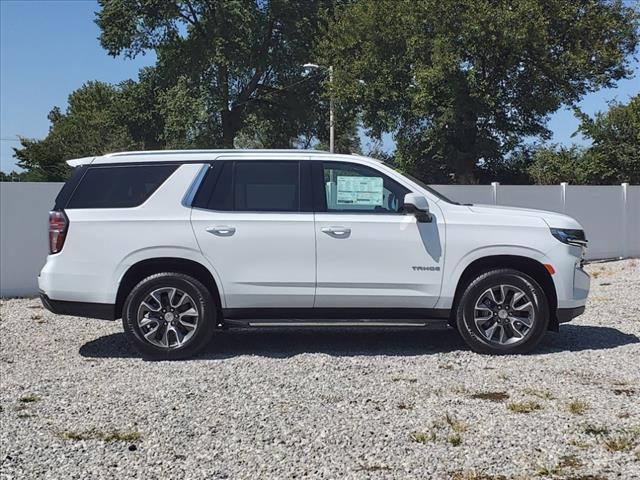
[336,175,383,206]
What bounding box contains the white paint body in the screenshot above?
[38,150,589,316]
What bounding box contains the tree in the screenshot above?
[13,80,159,181]
[96,0,347,149]
[320,0,638,183]
[529,95,640,184]
[574,95,640,183]
[528,145,586,184]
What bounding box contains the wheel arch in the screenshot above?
[451,254,559,331]
[115,257,223,319]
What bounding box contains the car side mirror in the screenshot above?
[403,193,432,223]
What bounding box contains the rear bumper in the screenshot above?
[40,293,116,320]
[557,305,585,324]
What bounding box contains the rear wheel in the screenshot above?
[455,269,549,354]
[122,272,217,359]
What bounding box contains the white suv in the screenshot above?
[39,150,590,358]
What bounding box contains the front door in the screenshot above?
[191,160,316,309]
[313,161,444,309]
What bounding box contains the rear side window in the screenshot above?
[234,161,299,211]
[66,164,178,209]
[201,161,300,212]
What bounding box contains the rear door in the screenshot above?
[191,159,316,309]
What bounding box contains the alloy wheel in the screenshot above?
[473,284,535,346]
[136,287,199,349]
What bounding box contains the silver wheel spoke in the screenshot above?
[475,304,493,312]
[510,292,525,309]
[179,318,197,331]
[141,301,161,313]
[484,323,498,340]
[509,315,532,327]
[139,316,158,328]
[179,307,198,318]
[499,285,508,304]
[514,301,532,311]
[509,324,524,339]
[143,324,160,340]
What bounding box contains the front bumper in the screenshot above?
[40,293,116,320]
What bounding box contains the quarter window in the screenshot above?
[66,164,178,209]
[321,162,410,213]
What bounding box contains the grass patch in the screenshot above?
[558,454,583,469]
[391,376,417,383]
[568,400,589,415]
[448,433,462,446]
[58,429,141,442]
[444,413,468,433]
[507,400,542,414]
[18,395,41,403]
[470,391,509,402]
[584,424,609,436]
[603,433,638,452]
[568,438,590,448]
[536,464,562,477]
[410,431,437,444]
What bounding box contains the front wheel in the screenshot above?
[455,269,549,354]
[122,272,217,359]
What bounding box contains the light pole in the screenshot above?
[303,63,334,153]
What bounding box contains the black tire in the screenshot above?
[122,272,217,359]
[455,268,549,354]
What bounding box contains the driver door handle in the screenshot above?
[206,225,236,236]
[321,226,351,238]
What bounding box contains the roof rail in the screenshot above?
[104,149,329,157]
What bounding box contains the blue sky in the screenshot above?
[1,0,638,172]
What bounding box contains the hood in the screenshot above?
[468,204,583,230]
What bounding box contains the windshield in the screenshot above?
[385,164,457,204]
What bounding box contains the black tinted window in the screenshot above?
[207,162,233,211]
[204,161,300,212]
[67,164,178,209]
[234,162,299,211]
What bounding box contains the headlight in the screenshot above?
[550,228,587,247]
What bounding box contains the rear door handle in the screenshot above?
[321,226,351,238]
[206,225,236,236]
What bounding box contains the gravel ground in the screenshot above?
[1,259,639,480]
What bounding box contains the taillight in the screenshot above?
[49,211,68,254]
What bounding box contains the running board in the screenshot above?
[224,318,450,329]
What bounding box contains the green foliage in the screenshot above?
[96,0,352,148]
[529,95,640,184]
[13,81,155,181]
[321,0,638,183]
[528,145,586,184]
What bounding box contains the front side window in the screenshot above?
[321,162,410,213]
[203,161,300,212]
[66,164,178,209]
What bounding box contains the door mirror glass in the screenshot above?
[403,193,432,222]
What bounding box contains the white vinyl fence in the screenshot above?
[0,182,638,297]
